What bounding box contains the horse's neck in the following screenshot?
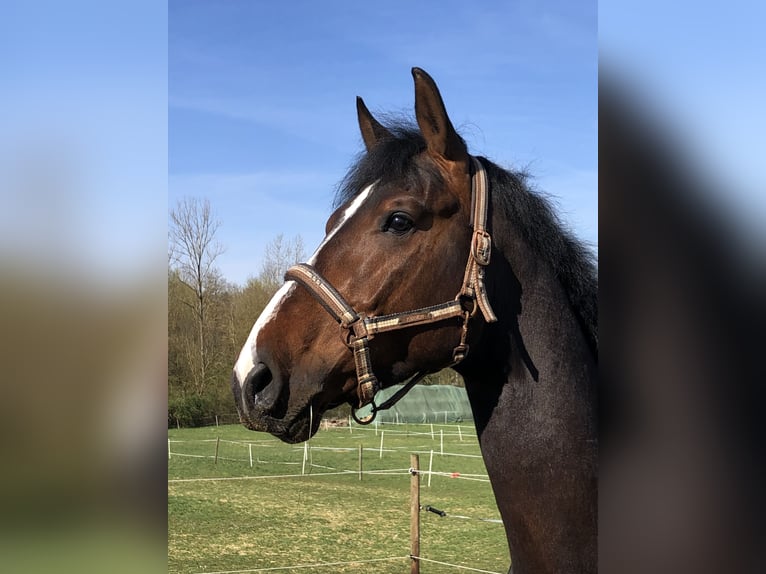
[460,250,598,574]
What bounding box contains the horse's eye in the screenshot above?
[386,212,414,234]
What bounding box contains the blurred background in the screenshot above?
[600,1,765,573]
[1,1,167,572]
[1,1,764,573]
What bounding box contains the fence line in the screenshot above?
[411,556,503,574]
[172,470,504,573]
[168,451,254,464]
[169,471,362,483]
[168,467,491,483]
[337,425,478,440]
[172,448,504,574]
[190,553,503,574]
[168,438,279,447]
[169,432,490,483]
[192,555,409,573]
[170,413,476,430]
[171,421,504,572]
[411,449,482,459]
[169,452,489,481]
[442,514,504,524]
[420,470,490,483]
[409,459,503,573]
[169,468,414,484]
[169,440,482,461]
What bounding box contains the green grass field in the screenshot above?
[169,421,510,573]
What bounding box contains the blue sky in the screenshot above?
[169,0,598,286]
[2,1,167,282]
[3,1,762,289]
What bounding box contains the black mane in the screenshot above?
[334,123,598,357]
[480,157,598,357]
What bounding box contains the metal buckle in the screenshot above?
[471,230,492,266]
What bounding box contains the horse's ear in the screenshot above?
[412,67,468,163]
[356,96,392,152]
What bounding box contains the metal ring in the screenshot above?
[351,403,377,425]
[456,294,478,317]
[339,323,355,348]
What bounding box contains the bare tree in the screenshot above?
[259,234,306,293]
[169,197,225,396]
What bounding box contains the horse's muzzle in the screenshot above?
[231,363,314,443]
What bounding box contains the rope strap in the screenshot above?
[351,338,379,405]
[366,300,464,335]
[465,157,497,323]
[285,264,359,327]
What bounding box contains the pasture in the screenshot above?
[168,421,509,573]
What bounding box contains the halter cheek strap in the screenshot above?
[284,156,497,423]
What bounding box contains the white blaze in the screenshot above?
[308,182,376,264]
[234,182,376,387]
[233,281,295,384]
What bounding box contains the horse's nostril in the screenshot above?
[243,363,271,410]
[246,362,273,395]
[243,362,286,418]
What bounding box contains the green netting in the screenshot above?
[363,384,473,424]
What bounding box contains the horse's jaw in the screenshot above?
[239,404,317,444]
[232,367,359,444]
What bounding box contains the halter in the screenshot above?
[284,157,497,424]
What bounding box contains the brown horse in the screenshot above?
[232,68,597,574]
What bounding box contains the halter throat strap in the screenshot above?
[283,156,497,423]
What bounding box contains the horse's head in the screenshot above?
[232,68,494,442]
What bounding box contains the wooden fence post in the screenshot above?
[358,444,363,481]
[410,454,420,574]
[214,436,220,465]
